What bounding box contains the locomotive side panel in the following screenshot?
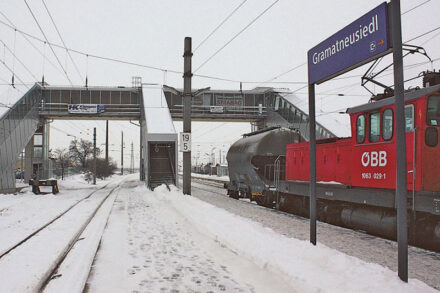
[285,139,352,185]
[350,111,396,189]
[421,93,440,191]
[349,103,421,190]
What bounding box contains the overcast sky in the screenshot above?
[1,0,439,167]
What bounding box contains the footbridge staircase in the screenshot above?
[0,84,42,192]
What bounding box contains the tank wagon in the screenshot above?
[225,81,440,250]
[225,127,301,205]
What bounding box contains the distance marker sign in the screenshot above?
[180,132,191,152]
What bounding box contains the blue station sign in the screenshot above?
[308,2,390,84]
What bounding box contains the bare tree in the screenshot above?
[69,138,101,170]
[54,148,71,180]
[95,158,118,179]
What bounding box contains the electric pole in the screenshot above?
[93,127,97,185]
[183,37,192,195]
[105,120,109,165]
[391,0,408,282]
[121,131,124,175]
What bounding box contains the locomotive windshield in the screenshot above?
[427,95,440,126]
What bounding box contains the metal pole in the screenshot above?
[105,120,109,165]
[183,37,192,195]
[121,131,124,175]
[391,0,408,282]
[93,127,96,185]
[308,83,317,245]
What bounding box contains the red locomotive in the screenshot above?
[280,84,440,249]
[226,75,440,251]
[286,84,440,192]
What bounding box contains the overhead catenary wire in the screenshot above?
[262,62,306,83]
[294,56,439,110]
[41,0,83,81]
[51,125,71,135]
[404,25,440,44]
[0,56,30,89]
[0,18,180,73]
[421,31,440,46]
[0,5,436,88]
[11,28,16,85]
[295,56,440,115]
[0,17,319,86]
[0,40,38,81]
[0,82,34,86]
[194,0,248,52]
[0,10,65,77]
[194,0,281,73]
[193,122,228,140]
[260,11,438,89]
[23,0,73,85]
[401,0,431,15]
[315,67,437,120]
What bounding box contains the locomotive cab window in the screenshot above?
[405,104,415,132]
[356,115,365,143]
[382,109,393,140]
[369,112,380,142]
[427,95,440,126]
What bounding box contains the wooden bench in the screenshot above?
[29,179,59,195]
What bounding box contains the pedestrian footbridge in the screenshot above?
[0,82,335,193]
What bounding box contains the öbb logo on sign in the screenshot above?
[361,151,387,167]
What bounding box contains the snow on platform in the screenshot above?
[87,183,291,293]
[88,183,438,293]
[0,175,438,292]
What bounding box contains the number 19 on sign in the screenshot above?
[180,132,191,152]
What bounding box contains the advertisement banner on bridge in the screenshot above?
[68,104,105,114]
[215,95,243,107]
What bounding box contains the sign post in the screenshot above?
[183,37,192,195]
[308,83,317,245]
[390,0,408,282]
[307,1,407,281]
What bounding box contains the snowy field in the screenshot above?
[0,174,438,292]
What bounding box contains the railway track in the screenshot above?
[0,181,114,259]
[0,178,126,292]
[189,176,309,218]
[189,176,440,252]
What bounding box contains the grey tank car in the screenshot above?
[225,127,302,205]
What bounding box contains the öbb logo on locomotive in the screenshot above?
[361,151,387,167]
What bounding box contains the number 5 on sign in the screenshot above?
[180,132,191,152]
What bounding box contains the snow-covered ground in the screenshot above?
[0,174,438,292]
[190,172,229,182]
[89,181,438,293]
[189,181,440,291]
[88,182,292,293]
